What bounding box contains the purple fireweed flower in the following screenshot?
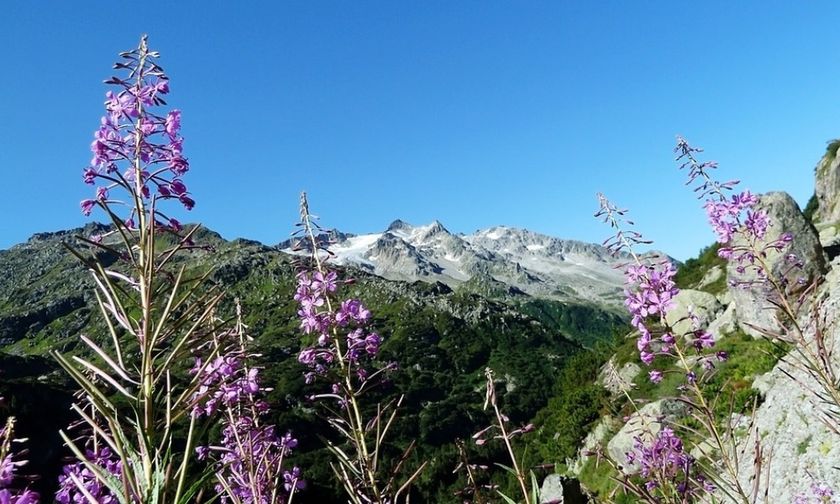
[83,168,97,185]
[80,199,96,216]
[179,194,195,211]
[192,331,303,504]
[169,179,187,195]
[56,447,122,504]
[622,261,679,364]
[627,427,709,498]
[80,37,192,243]
[745,209,770,240]
[283,467,305,493]
[0,489,40,504]
[294,259,393,410]
[794,482,837,503]
[813,482,834,498]
[692,331,715,350]
[165,110,181,139]
[0,415,38,503]
[649,370,664,384]
[0,457,14,488]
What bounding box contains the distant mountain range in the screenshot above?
[282,219,630,309]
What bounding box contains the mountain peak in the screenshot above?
[281,219,627,308]
[426,220,448,234]
[386,219,413,233]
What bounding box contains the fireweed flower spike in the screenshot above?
[192,303,303,504]
[676,138,840,498]
[595,194,755,503]
[0,416,39,503]
[54,35,253,504]
[292,192,424,504]
[80,34,194,245]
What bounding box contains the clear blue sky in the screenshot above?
[1,2,838,259]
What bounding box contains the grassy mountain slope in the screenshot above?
[0,224,625,501]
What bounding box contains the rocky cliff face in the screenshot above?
[814,141,840,225]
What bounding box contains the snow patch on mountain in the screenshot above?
[282,220,629,308]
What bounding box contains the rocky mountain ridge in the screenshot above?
[281,219,632,310]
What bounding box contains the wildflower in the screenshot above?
[179,194,195,211]
[83,168,97,184]
[165,110,181,139]
[80,199,96,216]
[692,331,715,350]
[745,210,770,239]
[56,447,122,504]
[649,370,663,384]
[80,39,192,237]
[191,332,302,503]
[628,428,709,498]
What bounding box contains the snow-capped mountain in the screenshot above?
[284,219,630,309]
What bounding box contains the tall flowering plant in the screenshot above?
[0,407,39,503]
[292,193,425,503]
[595,196,752,503]
[193,302,303,503]
[53,36,297,503]
[676,138,840,433]
[469,368,539,504]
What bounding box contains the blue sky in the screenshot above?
[1,2,838,259]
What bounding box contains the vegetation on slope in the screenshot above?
[0,226,623,502]
[673,242,727,295]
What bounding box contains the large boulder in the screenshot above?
[708,303,737,337]
[718,262,840,502]
[726,192,826,338]
[568,415,619,476]
[665,289,722,336]
[814,142,840,225]
[606,399,687,474]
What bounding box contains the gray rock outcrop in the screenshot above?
[714,259,840,502]
[665,289,722,336]
[539,474,564,504]
[607,399,687,474]
[814,142,840,225]
[726,192,826,338]
[708,303,737,337]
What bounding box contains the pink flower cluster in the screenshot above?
[676,137,773,245]
[191,343,303,503]
[190,352,262,418]
[624,262,680,365]
[203,420,303,504]
[295,270,385,392]
[56,447,122,504]
[795,482,836,504]
[626,427,713,497]
[0,457,38,504]
[678,137,808,296]
[80,36,192,234]
[703,190,761,243]
[0,416,39,504]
